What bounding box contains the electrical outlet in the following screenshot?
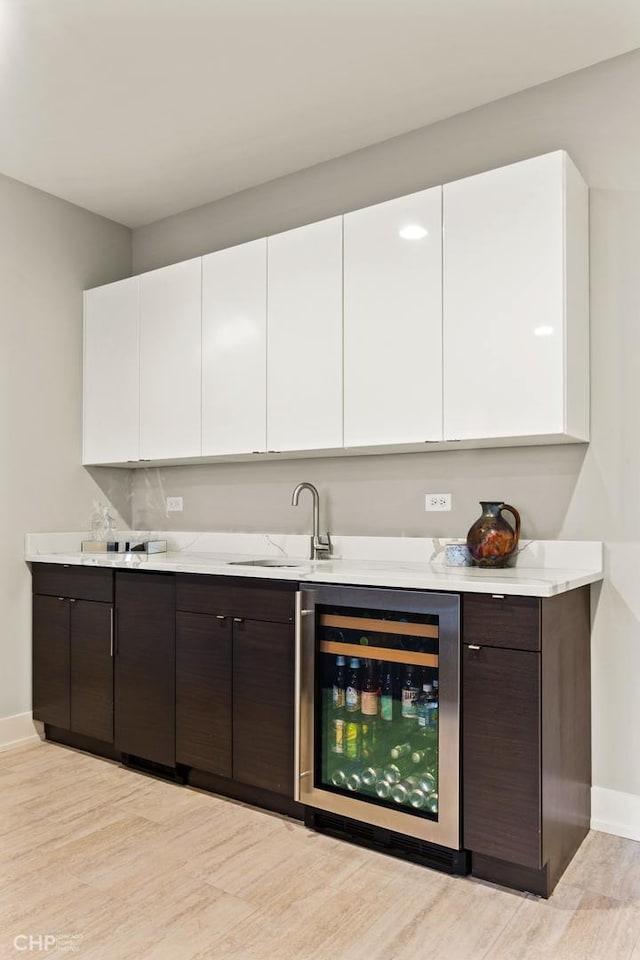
[166,496,183,512]
[425,493,451,512]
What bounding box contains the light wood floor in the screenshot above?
[2,742,640,959]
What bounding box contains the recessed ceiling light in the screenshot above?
[533,325,554,336]
[399,225,428,240]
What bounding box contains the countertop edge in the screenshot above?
[25,552,604,598]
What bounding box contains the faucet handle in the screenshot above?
[313,531,332,559]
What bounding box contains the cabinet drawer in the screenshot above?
[464,593,540,651]
[176,574,296,623]
[32,563,114,603]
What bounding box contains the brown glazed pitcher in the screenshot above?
[466,501,521,568]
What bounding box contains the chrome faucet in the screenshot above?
[291,482,332,560]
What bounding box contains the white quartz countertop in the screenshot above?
[25,532,604,598]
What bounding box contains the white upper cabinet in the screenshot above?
[82,151,589,466]
[344,187,443,446]
[202,239,267,455]
[267,217,343,451]
[443,151,589,443]
[83,276,140,465]
[139,257,202,460]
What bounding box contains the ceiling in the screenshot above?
[1,0,640,228]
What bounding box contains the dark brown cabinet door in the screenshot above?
[233,619,295,797]
[176,612,232,777]
[115,572,176,767]
[70,601,114,743]
[463,644,541,868]
[33,595,70,728]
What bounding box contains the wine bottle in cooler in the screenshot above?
[361,659,380,718]
[424,683,438,730]
[431,679,440,731]
[390,741,413,761]
[380,665,395,723]
[344,720,360,760]
[360,721,376,760]
[329,758,357,789]
[425,791,439,814]
[346,771,362,792]
[345,658,361,714]
[417,770,438,794]
[375,777,392,799]
[414,683,438,732]
[330,765,350,787]
[332,654,346,711]
[331,717,346,755]
[360,766,380,787]
[408,788,427,809]
[382,758,415,784]
[401,664,420,719]
[411,745,436,766]
[390,775,423,804]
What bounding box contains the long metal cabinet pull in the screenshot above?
[110,608,114,658]
[294,592,302,802]
[294,593,314,803]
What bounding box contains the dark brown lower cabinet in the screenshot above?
[115,571,175,768]
[463,645,540,867]
[232,619,295,796]
[462,587,591,896]
[33,592,113,741]
[175,575,297,801]
[176,611,233,777]
[69,600,114,742]
[33,561,592,895]
[33,595,71,729]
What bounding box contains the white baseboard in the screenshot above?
[591,786,640,842]
[0,712,43,754]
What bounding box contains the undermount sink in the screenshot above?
[226,558,303,568]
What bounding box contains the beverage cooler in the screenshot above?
[296,585,463,864]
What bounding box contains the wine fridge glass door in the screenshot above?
[298,585,460,850]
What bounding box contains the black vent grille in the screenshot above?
[120,753,184,783]
[305,809,468,876]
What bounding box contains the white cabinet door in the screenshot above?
[202,239,267,455]
[344,187,443,446]
[139,258,202,460]
[83,276,139,465]
[267,217,343,451]
[443,151,589,441]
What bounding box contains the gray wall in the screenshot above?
[131,51,640,801]
[0,173,132,722]
[133,49,640,273]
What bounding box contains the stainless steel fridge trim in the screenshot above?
[294,591,302,802]
[298,584,460,850]
[298,587,317,805]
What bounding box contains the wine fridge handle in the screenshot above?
[294,591,302,803]
[295,591,315,803]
